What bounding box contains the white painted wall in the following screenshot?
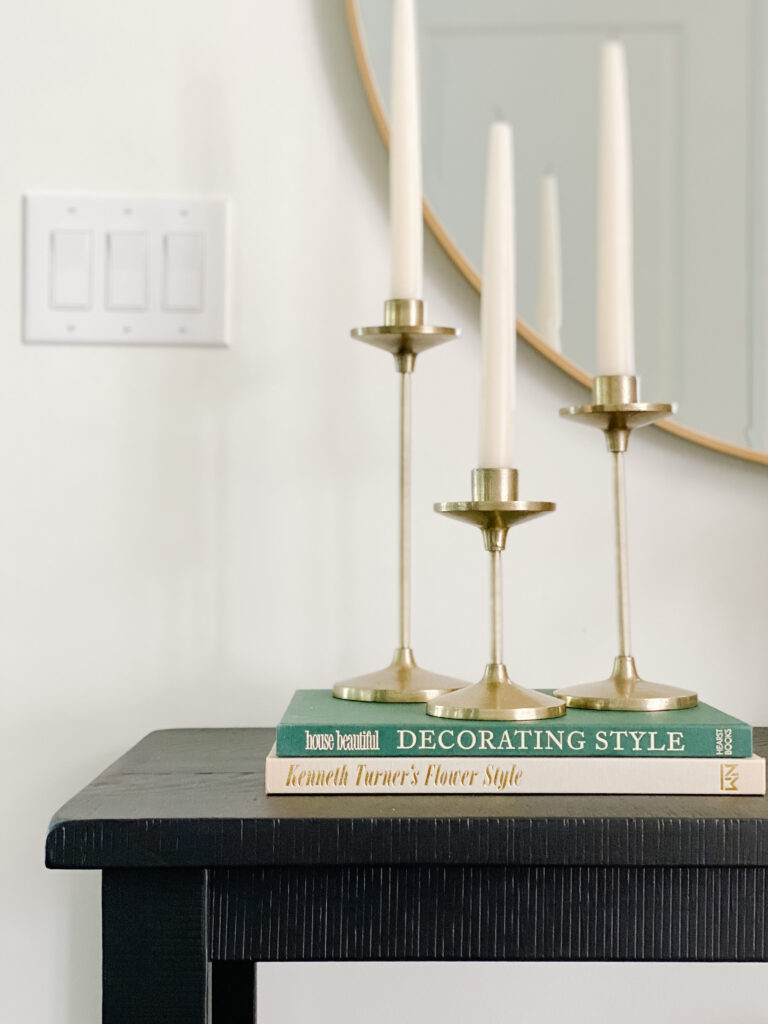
[1,2,767,1021]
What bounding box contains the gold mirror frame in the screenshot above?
[345,0,768,466]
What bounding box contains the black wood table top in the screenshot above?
[46,727,768,871]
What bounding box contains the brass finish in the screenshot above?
[385,298,424,327]
[555,374,699,711]
[558,656,698,712]
[470,466,517,502]
[436,466,553,553]
[352,298,458,374]
[436,499,556,553]
[594,374,638,404]
[333,647,467,703]
[428,468,565,721]
[345,0,768,466]
[428,662,567,721]
[334,300,462,703]
[561,374,673,453]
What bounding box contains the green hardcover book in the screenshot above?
[275,689,753,758]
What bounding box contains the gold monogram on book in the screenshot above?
[720,764,740,792]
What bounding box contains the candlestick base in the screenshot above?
[352,298,459,372]
[554,655,698,711]
[333,647,466,703]
[561,374,673,452]
[427,662,566,721]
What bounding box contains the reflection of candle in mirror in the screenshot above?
[479,122,516,468]
[389,0,423,300]
[536,173,562,354]
[596,40,635,376]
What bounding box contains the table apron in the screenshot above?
[209,863,768,962]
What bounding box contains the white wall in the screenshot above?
[2,2,768,1021]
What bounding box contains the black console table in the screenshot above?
[47,727,768,1023]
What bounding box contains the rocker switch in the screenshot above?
[106,232,148,310]
[49,230,92,309]
[163,233,204,311]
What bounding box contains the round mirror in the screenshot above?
[348,0,768,465]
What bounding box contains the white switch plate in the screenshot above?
[24,194,230,345]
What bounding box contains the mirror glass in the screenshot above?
[355,0,768,455]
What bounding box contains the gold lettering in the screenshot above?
[720,764,739,792]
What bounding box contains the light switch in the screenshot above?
[49,230,92,309]
[25,195,228,344]
[164,233,204,311]
[106,231,148,309]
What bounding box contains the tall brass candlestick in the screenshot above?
[427,467,565,721]
[554,374,698,711]
[333,299,466,702]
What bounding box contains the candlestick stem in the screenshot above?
[490,549,503,665]
[613,450,632,657]
[398,367,412,650]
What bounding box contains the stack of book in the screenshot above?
[266,690,765,795]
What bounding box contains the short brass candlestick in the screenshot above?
[427,468,565,721]
[333,299,466,703]
[554,374,698,711]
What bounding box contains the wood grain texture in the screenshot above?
[46,728,768,870]
[102,869,209,1024]
[210,864,768,962]
[51,730,768,975]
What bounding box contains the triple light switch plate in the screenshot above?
[24,194,229,345]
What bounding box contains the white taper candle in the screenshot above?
[389,0,423,299]
[536,173,563,354]
[479,122,516,468]
[596,40,635,375]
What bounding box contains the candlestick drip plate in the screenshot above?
[561,401,672,432]
[353,324,457,356]
[435,500,556,548]
[554,656,698,712]
[428,662,566,721]
[352,297,458,372]
[560,374,673,451]
[333,647,465,703]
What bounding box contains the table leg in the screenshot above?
[102,869,209,1024]
[212,962,257,1023]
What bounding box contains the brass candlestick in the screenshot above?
[333,298,466,702]
[427,468,565,721]
[554,374,698,711]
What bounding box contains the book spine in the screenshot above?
[275,722,753,759]
[266,752,766,796]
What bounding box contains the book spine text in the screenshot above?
[266,752,765,796]
[276,723,752,758]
